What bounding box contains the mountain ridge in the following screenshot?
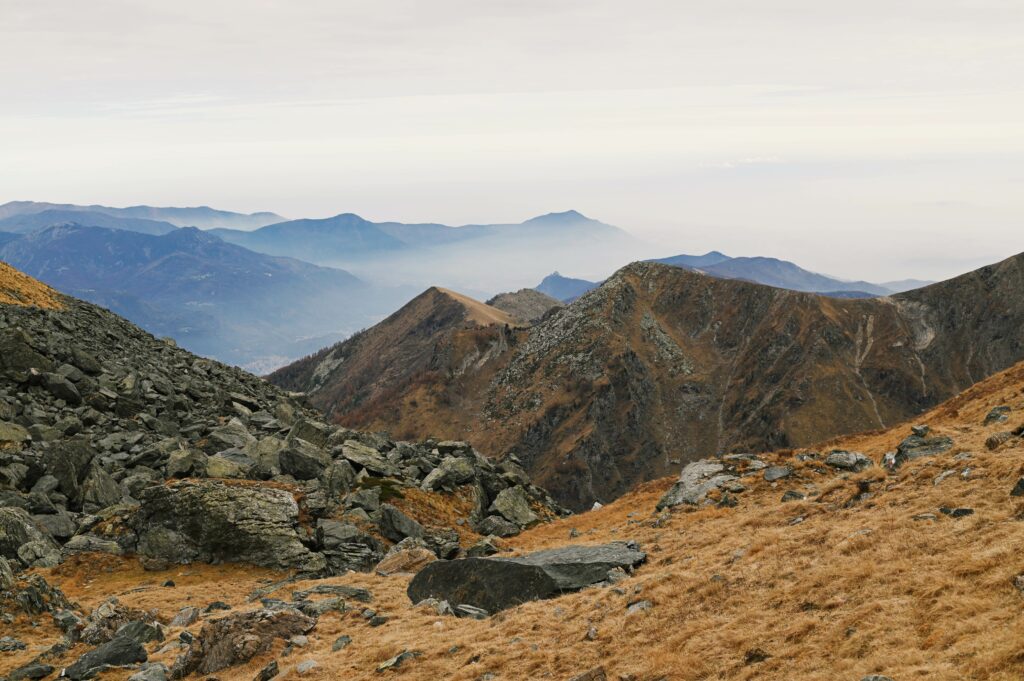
[274,252,1024,509]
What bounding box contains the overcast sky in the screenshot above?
[2,0,1023,281]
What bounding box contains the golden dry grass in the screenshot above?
[434,288,521,328]
[0,261,63,310]
[7,363,1024,680]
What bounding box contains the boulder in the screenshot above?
[377,503,425,542]
[408,557,558,613]
[890,434,954,468]
[500,541,646,590]
[41,372,82,405]
[64,635,148,680]
[337,441,400,477]
[763,465,792,482]
[407,542,646,613]
[133,480,324,572]
[984,406,1011,425]
[657,460,738,509]
[421,456,475,491]
[278,440,330,480]
[489,486,539,527]
[375,546,437,575]
[474,515,521,538]
[0,507,60,567]
[316,519,385,573]
[171,608,316,677]
[8,663,56,681]
[825,450,872,472]
[0,420,30,446]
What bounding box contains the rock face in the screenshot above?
[407,542,646,613]
[171,608,316,677]
[273,255,1024,509]
[133,480,323,572]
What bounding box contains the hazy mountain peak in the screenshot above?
[523,209,591,225]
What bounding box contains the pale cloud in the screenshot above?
[1,0,1023,282]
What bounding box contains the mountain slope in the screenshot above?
[0,225,404,370]
[0,209,179,235]
[269,287,522,430]
[275,253,1024,509]
[16,356,1024,680]
[0,201,284,229]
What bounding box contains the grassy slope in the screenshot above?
[7,362,1024,680]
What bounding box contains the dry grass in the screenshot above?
[7,364,1024,680]
[0,261,63,310]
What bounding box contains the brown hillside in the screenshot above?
[269,287,523,434]
[0,260,63,309]
[272,254,1024,510]
[13,359,1024,680]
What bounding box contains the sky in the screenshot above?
[2,0,1023,282]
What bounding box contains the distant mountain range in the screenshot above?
[0,224,410,370]
[0,201,285,230]
[0,208,179,236]
[209,209,633,262]
[274,252,1024,509]
[535,251,933,302]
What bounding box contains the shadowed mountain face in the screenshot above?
[0,225,410,371]
[535,272,600,302]
[486,289,564,323]
[0,209,179,236]
[0,201,284,230]
[273,254,1024,510]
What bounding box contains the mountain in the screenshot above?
[882,278,935,292]
[650,250,731,269]
[211,210,633,262]
[0,201,285,229]
[268,287,522,428]
[208,210,645,295]
[274,253,1024,509]
[0,224,409,370]
[535,271,600,302]
[486,288,564,323]
[0,208,179,235]
[651,252,892,296]
[208,213,410,262]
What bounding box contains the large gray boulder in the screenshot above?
[64,635,147,680]
[407,541,646,613]
[489,486,539,527]
[408,557,558,613]
[657,459,738,509]
[500,542,646,590]
[825,450,872,472]
[891,434,954,469]
[133,480,324,572]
